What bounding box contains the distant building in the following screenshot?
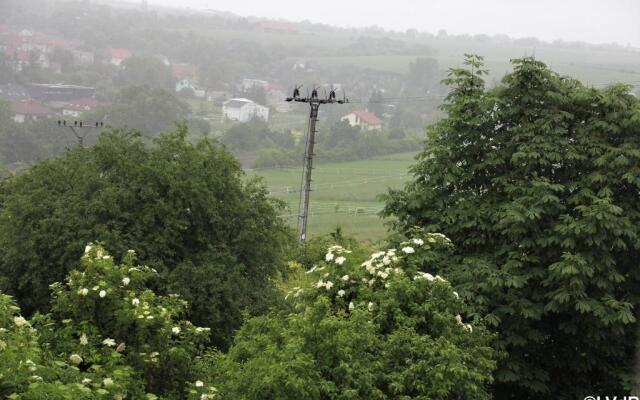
[206,90,229,102]
[341,110,383,131]
[12,99,52,123]
[26,83,95,102]
[106,48,131,67]
[222,98,269,123]
[73,50,95,66]
[241,78,268,91]
[171,63,198,81]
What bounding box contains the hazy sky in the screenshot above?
[133,0,640,47]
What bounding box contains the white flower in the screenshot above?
[316,279,325,288]
[79,288,89,296]
[341,275,349,281]
[411,238,425,246]
[335,256,346,265]
[325,252,334,261]
[456,315,463,324]
[348,302,355,310]
[102,338,116,347]
[368,302,374,311]
[465,324,473,332]
[80,333,88,345]
[122,277,130,286]
[172,326,181,335]
[14,316,28,327]
[82,378,92,385]
[0,340,6,350]
[401,246,415,254]
[195,380,204,387]
[84,244,92,254]
[132,298,140,306]
[325,281,334,290]
[103,377,114,387]
[453,291,459,299]
[382,256,391,265]
[69,353,83,365]
[337,289,346,297]
[99,290,106,298]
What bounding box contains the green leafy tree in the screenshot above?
[383,55,640,398]
[204,233,497,399]
[89,86,189,135]
[119,55,172,90]
[0,128,290,349]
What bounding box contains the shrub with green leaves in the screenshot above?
[1,244,215,399]
[383,55,640,398]
[205,232,497,399]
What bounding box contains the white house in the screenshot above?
[341,110,383,131]
[222,98,269,123]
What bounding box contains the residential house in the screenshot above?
[106,48,131,67]
[172,63,198,81]
[222,98,269,123]
[241,78,268,91]
[341,110,383,131]
[12,99,52,123]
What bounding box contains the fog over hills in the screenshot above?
[111,0,640,47]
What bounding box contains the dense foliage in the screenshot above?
[206,232,497,399]
[383,55,640,398]
[0,128,290,349]
[0,244,212,399]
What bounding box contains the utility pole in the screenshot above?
[286,86,348,242]
[57,119,104,148]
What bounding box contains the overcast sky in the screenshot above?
[132,0,640,47]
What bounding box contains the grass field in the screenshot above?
[248,152,418,242]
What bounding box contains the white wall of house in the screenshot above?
[223,98,269,122]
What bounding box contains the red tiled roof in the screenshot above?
[353,110,382,126]
[108,48,131,59]
[12,100,52,116]
[171,63,197,80]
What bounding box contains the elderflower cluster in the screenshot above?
[324,245,352,265]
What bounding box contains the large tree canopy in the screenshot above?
[0,127,290,349]
[383,55,640,399]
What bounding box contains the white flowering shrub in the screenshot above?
[208,232,497,399]
[1,243,216,399]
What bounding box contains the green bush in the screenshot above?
[205,232,497,399]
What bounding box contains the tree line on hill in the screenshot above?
[0,56,639,399]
